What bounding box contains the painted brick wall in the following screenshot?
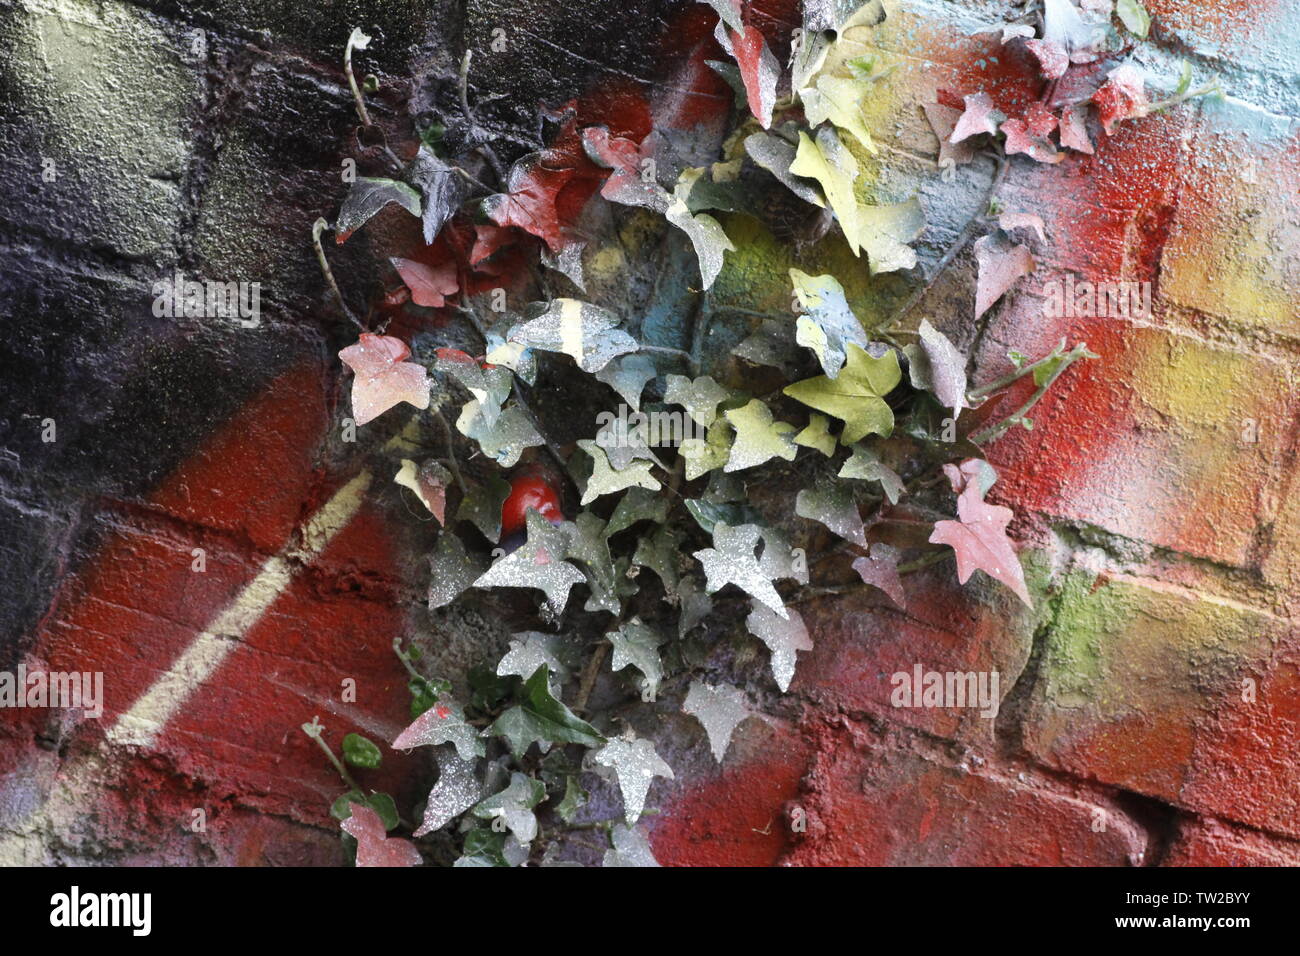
[1,0,1297,866]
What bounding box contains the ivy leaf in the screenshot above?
[482,149,585,252]
[685,499,758,536]
[783,343,901,443]
[1043,0,1104,54]
[839,444,905,503]
[488,666,606,759]
[393,696,485,761]
[339,334,430,426]
[335,177,421,244]
[923,103,978,171]
[605,486,670,537]
[578,440,662,505]
[407,145,470,244]
[473,510,586,615]
[1059,105,1094,154]
[428,532,487,608]
[683,680,754,762]
[395,458,450,524]
[332,791,399,831]
[596,353,658,410]
[594,737,674,825]
[603,823,662,867]
[391,257,458,308]
[973,234,1034,319]
[413,746,481,837]
[677,576,714,637]
[1024,39,1069,81]
[456,400,544,468]
[998,211,1047,244]
[713,20,779,128]
[851,542,906,608]
[943,457,999,497]
[1001,104,1063,165]
[664,374,730,427]
[494,299,638,373]
[744,130,826,207]
[745,604,813,692]
[472,772,546,844]
[794,413,837,456]
[497,632,574,688]
[608,619,665,698]
[930,484,1033,607]
[342,732,382,769]
[850,199,925,275]
[697,0,743,32]
[435,348,513,416]
[581,126,670,212]
[562,511,628,614]
[724,399,798,472]
[694,522,787,616]
[455,474,512,543]
[632,524,682,600]
[903,319,968,416]
[666,182,734,290]
[758,524,809,585]
[796,481,867,547]
[790,127,862,255]
[682,419,734,480]
[790,268,868,377]
[556,776,588,825]
[950,91,1002,144]
[593,416,663,472]
[1092,63,1149,135]
[341,804,422,867]
[800,74,876,153]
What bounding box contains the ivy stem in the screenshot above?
[392,638,423,681]
[312,218,363,330]
[573,642,609,715]
[969,343,1094,444]
[640,344,693,362]
[344,34,371,127]
[1144,80,1222,116]
[306,724,363,793]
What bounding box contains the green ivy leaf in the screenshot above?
[800,74,876,153]
[633,524,683,600]
[1116,0,1151,39]
[472,772,546,844]
[790,268,869,377]
[605,486,670,537]
[488,666,607,759]
[783,343,901,443]
[608,618,665,698]
[664,374,730,427]
[335,177,421,243]
[342,732,383,770]
[796,481,867,548]
[330,791,399,831]
[790,127,862,255]
[454,474,512,544]
[557,775,588,824]
[839,444,905,503]
[794,413,837,456]
[723,399,798,472]
[456,400,544,468]
[578,440,662,505]
[682,419,734,480]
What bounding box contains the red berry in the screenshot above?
[500,473,563,538]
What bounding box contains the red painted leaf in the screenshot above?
[1024,38,1068,80]
[339,333,430,426]
[1059,104,1094,153]
[930,484,1032,607]
[950,92,1001,143]
[341,803,422,867]
[581,126,667,210]
[1001,102,1063,164]
[1092,63,1148,134]
[390,257,458,308]
[714,21,778,128]
[973,233,1034,319]
[851,543,906,608]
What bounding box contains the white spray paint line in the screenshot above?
[105,470,372,748]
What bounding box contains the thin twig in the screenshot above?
[458,49,507,186]
[433,409,468,493]
[574,642,609,714]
